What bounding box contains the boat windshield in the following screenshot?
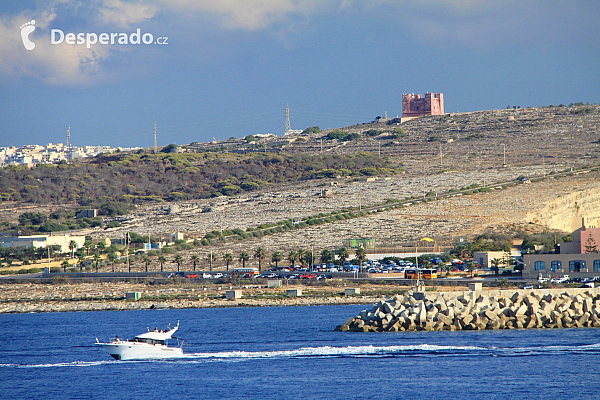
[131,337,165,345]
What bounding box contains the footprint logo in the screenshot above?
[20,20,36,51]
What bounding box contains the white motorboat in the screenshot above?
[96,321,184,360]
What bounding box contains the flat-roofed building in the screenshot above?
[0,234,86,253]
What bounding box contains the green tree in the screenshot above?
[84,240,94,256]
[355,247,367,271]
[223,253,233,271]
[467,261,477,277]
[108,253,118,272]
[450,243,473,260]
[158,255,166,272]
[78,255,86,272]
[287,250,298,266]
[174,254,183,272]
[143,255,150,272]
[191,255,199,271]
[337,247,349,266]
[296,249,306,267]
[301,250,313,270]
[61,260,70,273]
[271,251,282,269]
[490,257,502,276]
[68,240,78,259]
[584,234,598,253]
[320,249,334,265]
[254,247,266,272]
[207,252,216,271]
[239,252,250,268]
[93,252,101,273]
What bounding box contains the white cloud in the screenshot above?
[160,0,330,31]
[98,0,157,29]
[0,12,112,86]
[0,0,156,86]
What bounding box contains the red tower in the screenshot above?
[402,93,444,118]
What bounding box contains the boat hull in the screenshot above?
[100,342,184,360]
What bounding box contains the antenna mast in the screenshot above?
[66,126,71,159]
[284,104,291,135]
[154,121,157,154]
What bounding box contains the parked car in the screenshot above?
[202,273,212,279]
[550,275,569,284]
[186,274,198,279]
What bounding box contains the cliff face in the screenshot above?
[526,179,600,231]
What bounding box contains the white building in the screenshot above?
[0,234,86,253]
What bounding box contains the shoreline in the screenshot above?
[0,296,384,314]
[0,280,424,314]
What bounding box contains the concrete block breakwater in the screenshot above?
[336,288,600,332]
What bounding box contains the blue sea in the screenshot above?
[1,304,599,400]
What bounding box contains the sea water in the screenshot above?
[1,305,599,399]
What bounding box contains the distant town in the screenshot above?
[0,143,141,167]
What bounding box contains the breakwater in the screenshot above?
[336,287,600,332]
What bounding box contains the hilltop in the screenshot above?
[1,104,600,270]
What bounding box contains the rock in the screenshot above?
[515,304,528,317]
[416,302,427,324]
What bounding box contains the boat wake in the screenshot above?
[184,342,600,360]
[2,342,600,368]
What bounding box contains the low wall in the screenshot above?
[336,288,600,332]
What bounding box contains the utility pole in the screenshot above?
[154,121,157,154]
[66,126,71,160]
[439,143,443,167]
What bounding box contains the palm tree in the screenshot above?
[158,255,166,272]
[143,255,150,272]
[337,247,349,266]
[78,255,86,272]
[174,254,183,272]
[301,250,313,270]
[296,249,306,267]
[207,252,216,271]
[451,243,474,260]
[287,250,298,267]
[93,252,101,273]
[191,255,199,271]
[84,240,94,256]
[467,261,477,277]
[355,247,367,271]
[271,251,282,269]
[61,260,70,273]
[108,253,118,272]
[254,247,266,272]
[223,253,233,271]
[320,249,334,265]
[490,257,502,276]
[239,252,249,268]
[68,240,78,260]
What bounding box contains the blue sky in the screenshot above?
[0,0,599,148]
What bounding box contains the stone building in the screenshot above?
[402,92,444,119]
